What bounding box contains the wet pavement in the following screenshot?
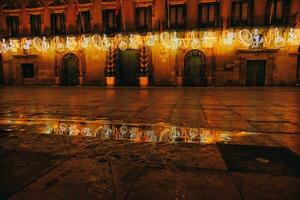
[0,86,300,199]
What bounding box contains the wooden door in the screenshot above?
[119,50,138,86]
[246,60,266,86]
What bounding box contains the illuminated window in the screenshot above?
[30,15,41,36]
[136,7,152,31]
[76,11,91,33]
[7,16,19,37]
[198,2,220,27]
[21,64,34,78]
[103,9,121,32]
[51,13,66,35]
[169,4,186,29]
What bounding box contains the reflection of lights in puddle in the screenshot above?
[0,118,259,144]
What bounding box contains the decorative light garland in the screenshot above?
[273,28,285,48]
[0,28,299,54]
[222,30,235,46]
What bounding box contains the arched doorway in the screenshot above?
[118,49,138,86]
[61,53,80,85]
[0,54,3,84]
[183,50,206,86]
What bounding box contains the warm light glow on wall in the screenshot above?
[0,28,299,54]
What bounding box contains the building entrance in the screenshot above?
[119,50,138,86]
[246,60,266,86]
[183,50,206,86]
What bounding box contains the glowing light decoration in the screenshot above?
[129,34,141,49]
[263,29,273,48]
[1,39,7,53]
[82,127,92,137]
[171,32,180,49]
[102,35,111,51]
[189,128,198,140]
[52,36,65,52]
[68,124,80,136]
[160,32,180,49]
[274,28,285,48]
[160,32,171,49]
[33,37,49,52]
[145,33,156,46]
[80,35,90,48]
[59,123,67,133]
[190,31,201,49]
[42,37,50,52]
[222,30,235,46]
[1,28,300,54]
[118,40,127,51]
[91,34,103,50]
[251,29,263,48]
[120,125,128,135]
[287,28,298,45]
[8,39,18,53]
[238,29,253,47]
[22,38,31,50]
[66,37,77,50]
[203,32,217,48]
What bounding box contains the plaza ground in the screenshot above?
[0,87,300,199]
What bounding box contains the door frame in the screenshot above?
[61,53,80,86]
[117,49,139,86]
[183,49,207,86]
[246,60,266,86]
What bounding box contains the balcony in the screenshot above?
[198,17,223,29]
[228,13,298,28]
[120,21,161,33]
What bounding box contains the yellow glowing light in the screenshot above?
[203,32,217,48]
[33,37,49,52]
[160,32,172,49]
[145,33,156,46]
[160,32,180,49]
[251,29,263,48]
[171,32,180,49]
[1,28,299,54]
[22,38,31,50]
[190,31,201,49]
[91,34,103,50]
[80,35,90,48]
[287,28,298,45]
[222,30,235,46]
[66,37,77,50]
[128,34,140,49]
[118,35,127,51]
[1,39,7,53]
[238,29,253,47]
[263,29,273,48]
[273,28,285,48]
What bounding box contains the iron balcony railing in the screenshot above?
[227,13,297,27]
[0,14,297,38]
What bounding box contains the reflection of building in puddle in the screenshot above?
[50,121,257,144]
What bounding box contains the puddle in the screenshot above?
[0,118,259,144]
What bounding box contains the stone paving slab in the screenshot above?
[232,172,300,200]
[0,87,300,199]
[218,144,300,177]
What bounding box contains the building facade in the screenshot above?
[0,0,299,86]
